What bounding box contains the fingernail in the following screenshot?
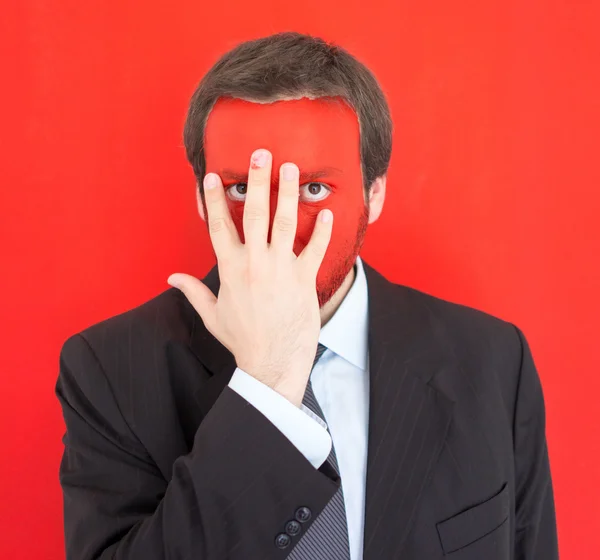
[321,209,332,223]
[251,149,269,169]
[204,173,218,189]
[282,163,298,181]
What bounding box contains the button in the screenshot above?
[285,520,302,536]
[295,506,312,523]
[275,533,291,549]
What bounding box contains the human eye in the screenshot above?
[225,183,248,202]
[300,182,332,203]
[226,181,332,203]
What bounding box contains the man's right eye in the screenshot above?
[225,183,247,202]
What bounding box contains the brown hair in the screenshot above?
[183,31,393,207]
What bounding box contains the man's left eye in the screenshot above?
[301,182,331,202]
[225,182,332,203]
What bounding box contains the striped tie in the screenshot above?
[287,343,351,560]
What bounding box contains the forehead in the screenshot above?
[203,96,362,171]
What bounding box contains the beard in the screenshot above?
[316,201,370,308]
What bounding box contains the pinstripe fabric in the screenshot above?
[56,257,559,559]
[287,343,351,560]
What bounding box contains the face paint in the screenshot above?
[203,96,370,307]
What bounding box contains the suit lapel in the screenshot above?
[360,259,455,559]
[188,259,456,558]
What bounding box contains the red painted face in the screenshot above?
[203,96,370,307]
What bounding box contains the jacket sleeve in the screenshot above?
[228,366,332,468]
[56,333,339,560]
[511,325,560,559]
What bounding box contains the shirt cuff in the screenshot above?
[228,367,332,469]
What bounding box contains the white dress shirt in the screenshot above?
[228,255,370,560]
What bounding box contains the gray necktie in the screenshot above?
[287,343,351,560]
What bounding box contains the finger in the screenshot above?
[270,162,299,255]
[297,209,333,278]
[203,172,241,260]
[243,149,272,251]
[167,273,218,334]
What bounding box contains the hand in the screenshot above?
[167,149,333,407]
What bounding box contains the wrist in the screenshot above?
[270,378,307,408]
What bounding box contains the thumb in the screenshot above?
[167,273,217,332]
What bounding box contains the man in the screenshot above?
[56,32,559,559]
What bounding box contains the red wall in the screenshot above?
[2,1,599,558]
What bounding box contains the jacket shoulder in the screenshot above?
[395,283,524,391]
[405,284,516,338]
[68,287,195,350]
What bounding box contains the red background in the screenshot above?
[2,1,599,558]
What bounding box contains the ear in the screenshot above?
[196,183,206,222]
[366,175,387,224]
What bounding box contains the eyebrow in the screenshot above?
[219,166,343,182]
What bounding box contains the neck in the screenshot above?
[319,263,357,327]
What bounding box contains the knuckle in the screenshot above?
[209,217,227,234]
[279,185,299,200]
[249,176,270,190]
[244,206,267,221]
[246,257,265,284]
[217,254,231,269]
[310,242,327,258]
[273,215,295,232]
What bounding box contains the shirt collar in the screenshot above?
[318,254,369,371]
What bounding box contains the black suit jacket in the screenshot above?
[56,259,559,559]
